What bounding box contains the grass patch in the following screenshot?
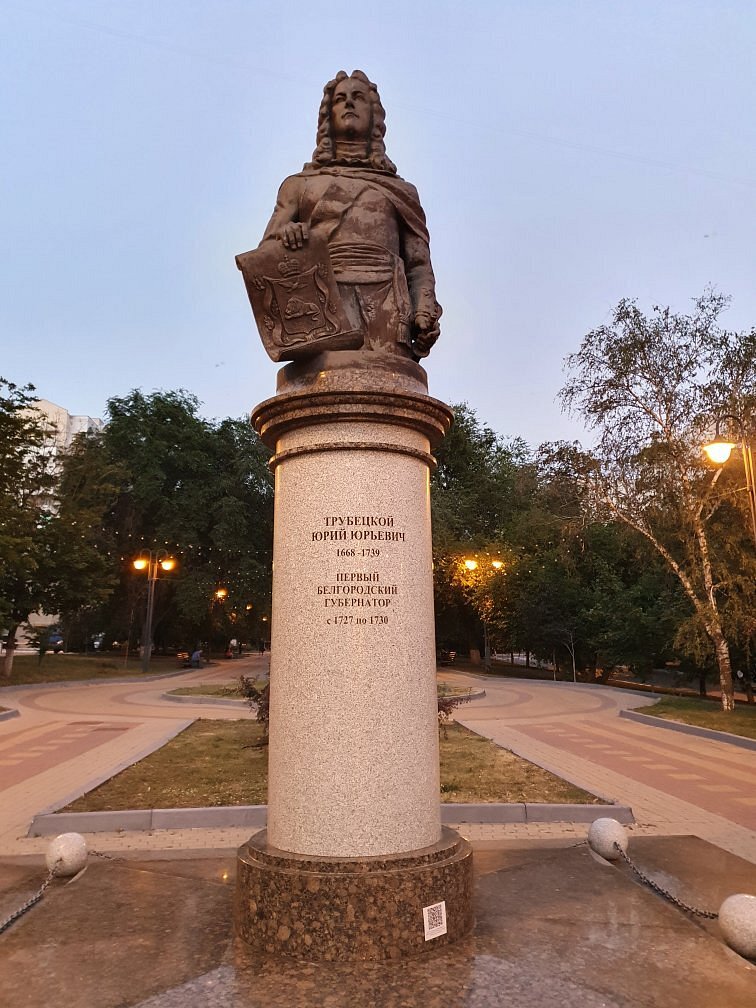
[635,697,756,741]
[64,721,269,811]
[61,720,601,812]
[168,681,265,698]
[439,723,601,804]
[0,653,166,685]
[437,683,478,698]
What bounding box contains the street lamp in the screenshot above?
[461,555,505,667]
[703,414,756,549]
[132,550,177,673]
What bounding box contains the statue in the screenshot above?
[237,70,442,364]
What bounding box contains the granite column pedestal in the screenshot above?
[235,357,473,960]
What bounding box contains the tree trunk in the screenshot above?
[606,502,736,712]
[2,624,18,679]
[690,511,734,711]
[745,640,754,705]
[711,629,735,711]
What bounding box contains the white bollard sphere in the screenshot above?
[587,818,629,861]
[719,893,756,960]
[45,833,88,877]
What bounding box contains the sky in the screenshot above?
[2,1,756,449]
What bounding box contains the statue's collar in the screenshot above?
[303,163,395,178]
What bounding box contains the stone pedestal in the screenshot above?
[237,357,472,959]
[236,827,473,960]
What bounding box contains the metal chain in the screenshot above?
[89,850,124,863]
[0,867,57,935]
[613,842,718,919]
[0,848,124,936]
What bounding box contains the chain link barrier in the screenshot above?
[613,842,719,919]
[89,850,125,864]
[0,867,58,935]
[1,848,126,935]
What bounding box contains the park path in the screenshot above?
[0,655,267,853]
[442,672,756,862]
[2,664,756,863]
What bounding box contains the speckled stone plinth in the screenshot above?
[235,826,473,960]
[251,369,454,858]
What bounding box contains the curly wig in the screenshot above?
[305,70,397,175]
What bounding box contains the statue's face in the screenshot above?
[330,77,371,141]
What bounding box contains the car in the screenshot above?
[48,633,64,653]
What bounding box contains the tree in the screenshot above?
[0,379,58,676]
[93,391,274,653]
[48,431,123,649]
[431,403,527,659]
[561,291,756,710]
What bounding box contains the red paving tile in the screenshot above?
[0,721,141,790]
[517,718,756,829]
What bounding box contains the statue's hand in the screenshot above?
[280,222,309,250]
[413,311,440,355]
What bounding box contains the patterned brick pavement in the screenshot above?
[453,675,756,863]
[2,665,756,862]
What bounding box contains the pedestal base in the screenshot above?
[235,827,473,961]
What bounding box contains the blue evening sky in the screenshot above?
[2,1,755,448]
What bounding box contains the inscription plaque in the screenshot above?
[307,514,407,627]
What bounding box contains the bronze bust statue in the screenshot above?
[237,70,442,365]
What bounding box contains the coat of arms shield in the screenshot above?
[236,235,362,362]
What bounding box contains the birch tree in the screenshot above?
[561,291,756,711]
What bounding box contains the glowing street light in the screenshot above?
[461,555,505,667]
[132,550,177,673]
[703,440,736,466]
[703,413,756,549]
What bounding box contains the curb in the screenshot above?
[620,709,756,751]
[0,667,201,694]
[29,720,196,821]
[160,693,249,708]
[27,801,633,837]
[439,688,487,702]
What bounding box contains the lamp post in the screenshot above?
[703,413,756,549]
[208,586,229,658]
[133,550,177,673]
[462,556,504,667]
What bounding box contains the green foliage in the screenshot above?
[93,390,274,653]
[0,383,274,666]
[238,674,270,737]
[430,404,697,679]
[0,378,60,672]
[431,403,527,654]
[47,431,122,642]
[432,402,527,546]
[560,290,756,707]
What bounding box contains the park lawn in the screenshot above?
[169,682,266,698]
[0,653,163,685]
[61,721,602,812]
[636,697,756,741]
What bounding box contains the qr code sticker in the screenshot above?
[423,901,447,940]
